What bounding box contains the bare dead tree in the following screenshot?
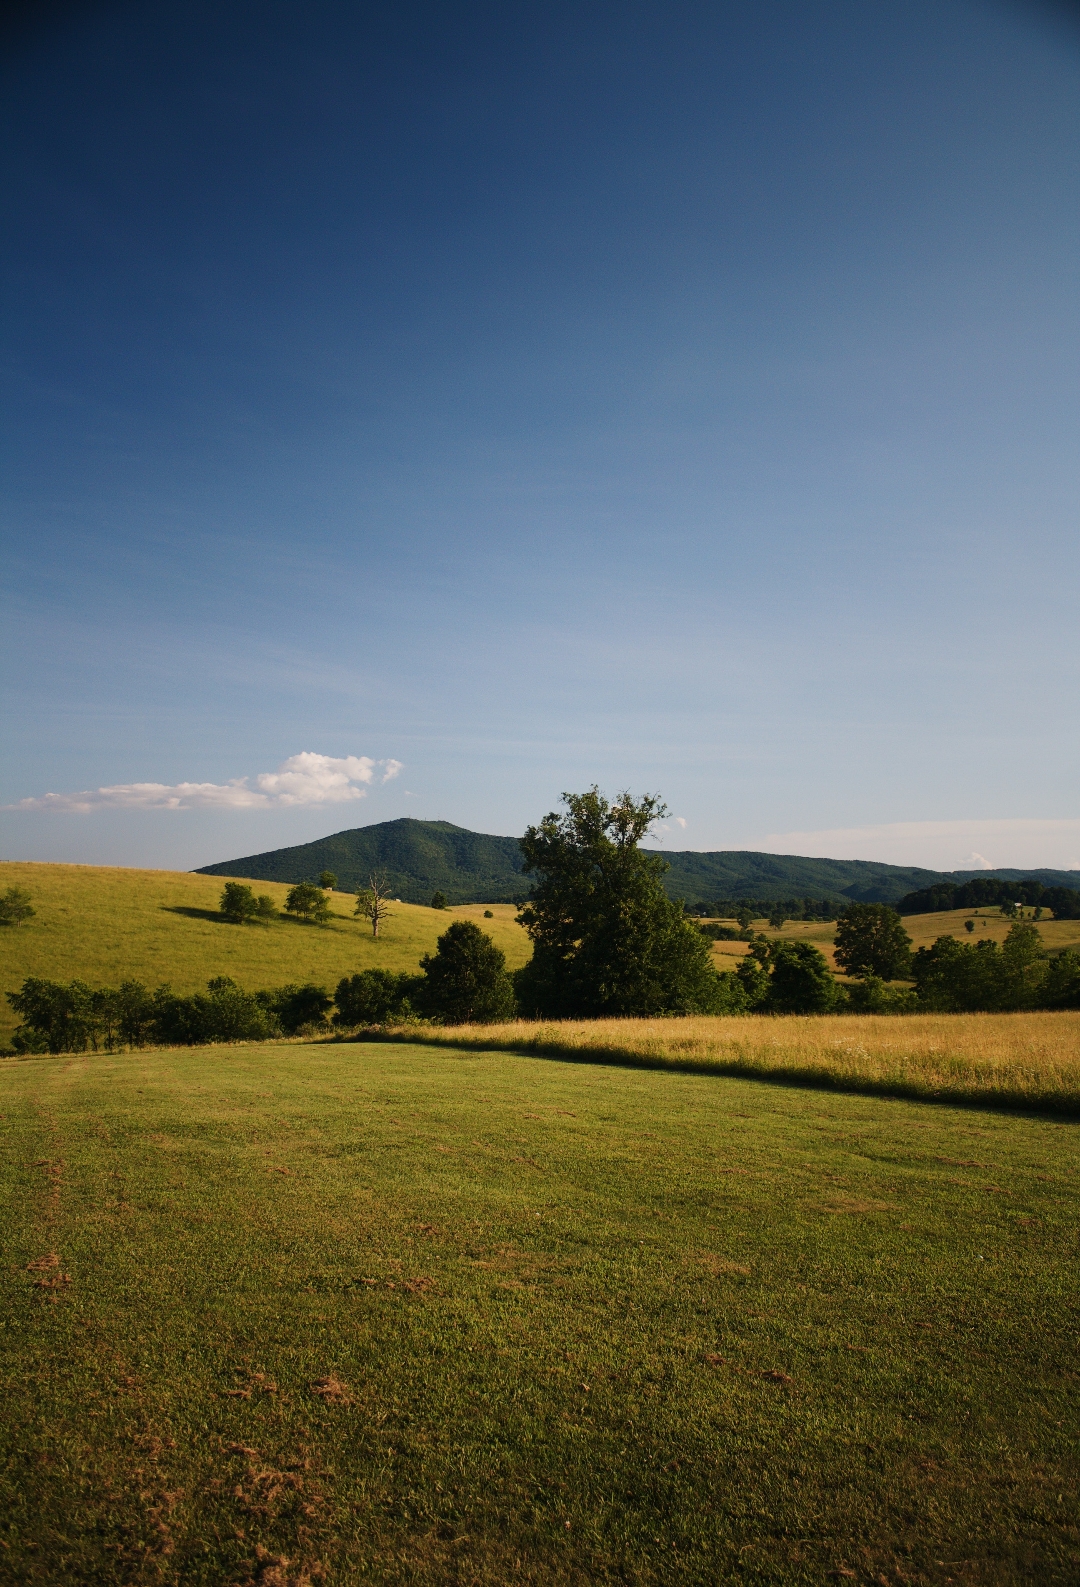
[355,871,394,938]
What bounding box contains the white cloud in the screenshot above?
[756,818,1080,873]
[7,752,403,813]
[674,816,688,829]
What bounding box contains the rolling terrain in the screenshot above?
[195,816,1080,906]
[4,862,1080,1050]
[0,862,529,1048]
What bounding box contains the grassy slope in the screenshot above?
[1,1041,1077,1585]
[0,862,530,1046]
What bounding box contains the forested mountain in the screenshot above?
[196,818,1080,907]
[196,820,525,904]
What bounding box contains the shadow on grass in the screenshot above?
[337,1027,1080,1121]
[162,907,344,930]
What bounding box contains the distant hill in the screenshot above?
[196,819,527,904]
[195,817,1080,907]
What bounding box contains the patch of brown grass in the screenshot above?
[381,1010,1080,1112]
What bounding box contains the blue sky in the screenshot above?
[2,0,1079,873]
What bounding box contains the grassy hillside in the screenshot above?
[0,862,530,1047]
[2,1040,1077,1583]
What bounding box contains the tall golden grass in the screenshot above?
[380,1011,1080,1113]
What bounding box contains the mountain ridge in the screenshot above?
[195,817,1080,906]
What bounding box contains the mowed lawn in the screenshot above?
[1,1042,1078,1585]
[0,862,530,1048]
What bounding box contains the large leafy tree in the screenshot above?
[833,903,913,980]
[515,788,722,1017]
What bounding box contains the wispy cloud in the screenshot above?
[757,818,1080,873]
[7,752,403,813]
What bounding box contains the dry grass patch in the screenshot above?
[381,1009,1080,1112]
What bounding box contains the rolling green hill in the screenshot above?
[0,861,530,1048]
[196,819,526,904]
[196,817,1079,906]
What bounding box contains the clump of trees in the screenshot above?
[334,969,422,1026]
[691,896,844,923]
[220,883,277,924]
[5,976,334,1053]
[912,925,1080,1012]
[833,904,913,980]
[896,877,1080,919]
[285,883,331,924]
[430,891,448,909]
[0,887,35,926]
[731,938,842,1015]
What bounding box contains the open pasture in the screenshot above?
[1,1038,1078,1584]
[0,862,530,1047]
[705,911,1080,973]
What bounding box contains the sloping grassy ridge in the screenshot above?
[0,861,530,1047]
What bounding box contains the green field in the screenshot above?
[0,862,531,1048]
[2,1039,1078,1584]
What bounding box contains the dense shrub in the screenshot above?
[263,982,334,1033]
[150,978,281,1044]
[422,920,517,1024]
[333,969,422,1026]
[911,923,1050,1013]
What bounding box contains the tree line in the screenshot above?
[895,876,1080,918]
[691,897,845,926]
[3,914,515,1054]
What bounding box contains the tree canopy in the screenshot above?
[284,883,331,924]
[0,887,35,926]
[420,920,516,1024]
[833,904,912,980]
[514,788,723,1017]
[220,882,259,924]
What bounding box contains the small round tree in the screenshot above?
[284,883,331,924]
[220,882,259,924]
[420,920,516,1024]
[318,870,338,891]
[0,887,35,926]
[430,891,448,910]
[766,940,838,1013]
